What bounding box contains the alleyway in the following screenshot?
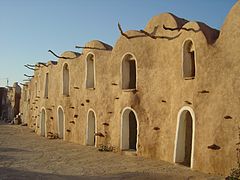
[0,123,222,180]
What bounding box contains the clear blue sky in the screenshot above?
[0,0,237,87]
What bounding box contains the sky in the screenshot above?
[0,0,237,87]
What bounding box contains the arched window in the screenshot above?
[24,89,27,101]
[121,107,138,151]
[122,54,136,90]
[57,106,65,139]
[44,73,49,98]
[63,64,69,96]
[35,82,38,97]
[86,109,96,146]
[174,106,195,168]
[182,39,196,79]
[86,53,95,89]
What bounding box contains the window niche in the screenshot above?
[86,53,95,89]
[44,73,49,98]
[35,82,38,97]
[182,40,196,79]
[63,64,70,96]
[122,54,137,90]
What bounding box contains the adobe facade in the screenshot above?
[20,2,240,176]
[0,83,21,121]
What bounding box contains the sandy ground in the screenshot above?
[0,123,223,180]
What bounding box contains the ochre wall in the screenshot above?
[20,2,240,176]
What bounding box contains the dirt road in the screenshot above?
[0,123,223,180]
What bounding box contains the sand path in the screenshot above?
[0,123,223,179]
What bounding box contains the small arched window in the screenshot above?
[44,73,49,98]
[63,64,70,96]
[182,39,196,79]
[35,82,38,97]
[86,53,95,89]
[122,54,137,90]
[24,89,27,101]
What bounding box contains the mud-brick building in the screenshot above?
[0,87,8,120]
[0,83,21,121]
[20,1,240,176]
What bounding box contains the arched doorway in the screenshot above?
[57,107,65,139]
[121,107,138,151]
[86,110,96,146]
[40,108,46,137]
[174,106,195,168]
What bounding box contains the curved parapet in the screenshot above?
[47,61,58,66]
[115,12,219,48]
[217,1,240,44]
[196,22,219,44]
[180,21,219,44]
[60,51,81,59]
[82,40,113,54]
[144,13,188,37]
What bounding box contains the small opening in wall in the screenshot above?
[86,54,95,89]
[24,89,27,101]
[44,73,49,98]
[122,54,137,90]
[183,40,195,79]
[35,82,38,97]
[63,64,70,96]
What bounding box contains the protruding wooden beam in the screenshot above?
[24,74,34,78]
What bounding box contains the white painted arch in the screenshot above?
[173,106,195,168]
[85,52,96,89]
[120,52,138,90]
[40,107,47,137]
[120,107,139,151]
[86,108,97,146]
[57,106,65,140]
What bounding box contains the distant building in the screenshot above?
[0,87,8,120]
[19,1,240,176]
[0,83,21,121]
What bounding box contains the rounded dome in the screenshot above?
[81,40,112,54]
[144,13,188,37]
[60,51,81,59]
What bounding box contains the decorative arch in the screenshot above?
[173,106,195,168]
[40,107,47,137]
[86,109,97,146]
[121,53,137,90]
[120,107,139,151]
[85,53,95,89]
[182,39,196,79]
[57,106,65,140]
[63,63,70,96]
